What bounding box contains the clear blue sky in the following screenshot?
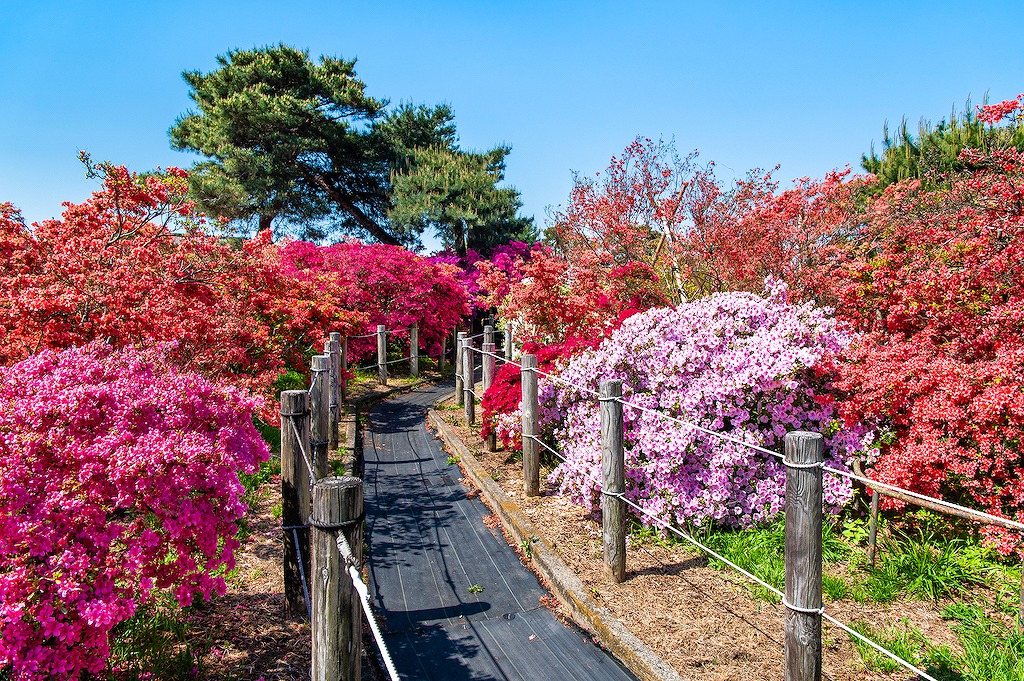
[3,0,1023,248]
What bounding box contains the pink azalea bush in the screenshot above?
[0,343,269,680]
[542,281,875,528]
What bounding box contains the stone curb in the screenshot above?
[428,402,684,681]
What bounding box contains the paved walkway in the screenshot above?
[363,382,638,681]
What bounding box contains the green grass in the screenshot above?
[107,591,206,680]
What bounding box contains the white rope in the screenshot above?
[287,417,317,484]
[337,535,400,681]
[384,356,412,366]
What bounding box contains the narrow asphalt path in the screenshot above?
[363,381,638,681]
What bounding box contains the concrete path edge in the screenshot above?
[428,402,684,681]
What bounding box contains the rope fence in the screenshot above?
[454,338,1021,681]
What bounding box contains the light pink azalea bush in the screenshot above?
[0,343,269,680]
[542,282,875,528]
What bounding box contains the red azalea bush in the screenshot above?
[0,165,360,413]
[279,240,470,363]
[480,337,603,451]
[0,343,269,680]
[807,100,1024,552]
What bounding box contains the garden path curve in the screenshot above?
[363,381,637,681]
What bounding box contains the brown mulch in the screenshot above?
[432,399,968,681]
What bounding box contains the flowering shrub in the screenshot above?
[0,164,360,416]
[430,240,535,311]
[541,283,874,528]
[0,343,269,680]
[807,96,1024,552]
[479,337,601,450]
[279,240,470,362]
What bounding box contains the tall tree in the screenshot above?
[171,44,396,242]
[389,144,534,254]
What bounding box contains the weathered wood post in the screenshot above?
[455,331,467,406]
[482,342,497,451]
[311,476,364,681]
[521,353,539,496]
[463,338,475,425]
[376,325,387,386]
[600,380,626,583]
[504,322,513,360]
[867,489,881,568]
[340,336,348,403]
[280,390,311,619]
[483,324,493,347]
[439,333,447,375]
[784,431,823,681]
[310,355,332,479]
[409,322,419,377]
[326,336,341,451]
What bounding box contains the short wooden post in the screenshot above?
[376,325,387,385]
[521,354,539,496]
[340,336,348,403]
[482,342,497,451]
[784,431,823,681]
[439,333,447,375]
[867,489,881,568]
[504,322,513,360]
[483,324,493,347]
[601,380,626,583]
[311,476,364,681]
[455,331,467,406]
[463,339,475,425]
[409,322,419,377]
[280,390,311,619]
[325,336,341,451]
[310,355,331,479]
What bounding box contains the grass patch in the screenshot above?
[107,591,206,680]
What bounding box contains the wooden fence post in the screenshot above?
[867,489,881,568]
[784,431,823,681]
[311,476,364,681]
[377,325,387,386]
[455,331,467,406]
[483,324,493,347]
[281,390,311,620]
[504,322,513,360]
[326,337,341,451]
[482,342,497,451]
[463,338,475,425]
[521,354,539,496]
[310,355,331,479]
[340,336,348,403]
[439,333,447,376]
[600,380,626,583]
[410,322,419,377]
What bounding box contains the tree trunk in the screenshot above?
[258,213,275,233]
[309,173,401,246]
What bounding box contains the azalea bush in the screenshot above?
[0,343,269,680]
[479,337,601,451]
[541,283,874,529]
[0,162,360,413]
[811,96,1024,553]
[279,240,470,363]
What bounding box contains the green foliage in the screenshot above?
[861,532,995,602]
[171,44,393,242]
[861,98,1024,193]
[847,620,948,676]
[107,593,205,680]
[389,144,534,254]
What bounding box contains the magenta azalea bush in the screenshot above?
[0,343,269,680]
[542,281,875,528]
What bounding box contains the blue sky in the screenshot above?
[3,1,1023,248]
